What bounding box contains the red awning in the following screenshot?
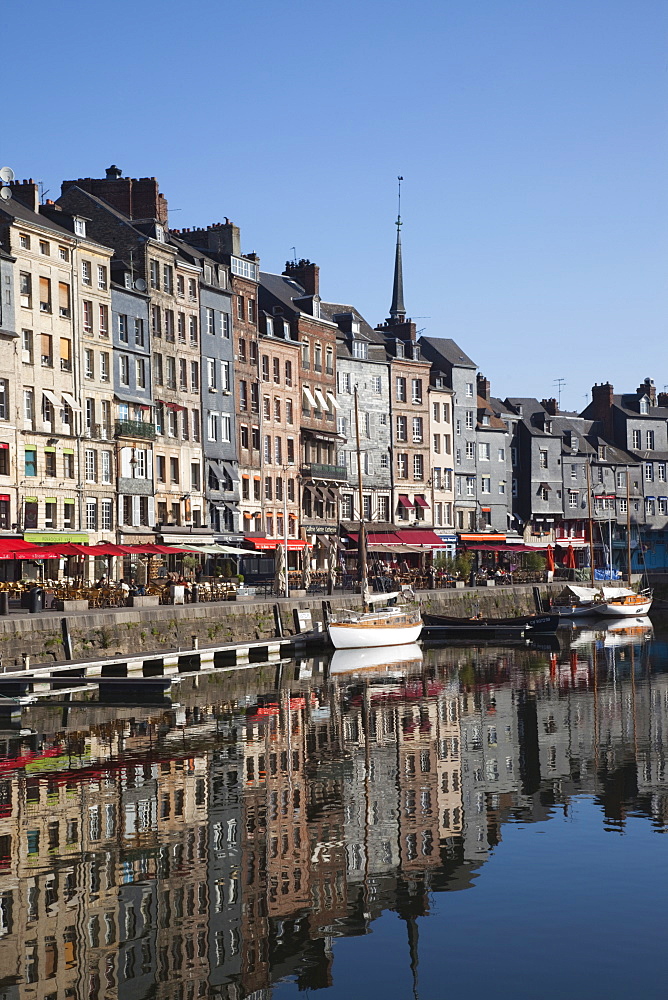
[414,496,430,509]
[245,537,307,551]
[347,532,404,546]
[397,495,414,509]
[394,530,445,547]
[466,542,536,553]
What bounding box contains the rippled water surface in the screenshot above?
[1,618,667,999]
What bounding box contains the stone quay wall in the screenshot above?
[0,584,560,668]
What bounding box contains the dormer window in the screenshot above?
[545,420,553,433]
[395,340,404,359]
[598,445,606,460]
[352,340,367,360]
[482,414,490,426]
[640,398,649,415]
[154,225,165,242]
[73,218,86,237]
[351,319,360,335]
[312,297,321,319]
[265,317,274,337]
[124,273,132,289]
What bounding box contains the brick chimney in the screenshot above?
[637,377,656,405]
[658,392,668,408]
[476,373,490,401]
[591,382,614,440]
[61,166,168,224]
[8,179,40,212]
[541,397,558,415]
[283,259,319,297]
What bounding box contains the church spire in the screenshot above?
[389,175,406,322]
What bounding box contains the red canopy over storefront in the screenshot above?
[245,538,307,551]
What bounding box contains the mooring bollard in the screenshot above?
[0,592,8,616]
[29,586,44,614]
[192,636,199,650]
[191,584,199,603]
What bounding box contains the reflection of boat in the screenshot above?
[421,612,560,641]
[327,388,422,650]
[329,642,423,676]
[595,591,653,617]
[570,616,653,649]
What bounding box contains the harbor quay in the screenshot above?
[0,584,558,667]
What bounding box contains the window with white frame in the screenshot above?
[220,361,230,391]
[619,497,628,514]
[372,375,382,394]
[479,442,490,461]
[658,464,666,482]
[100,352,109,382]
[498,481,506,495]
[465,410,474,430]
[82,260,92,285]
[86,500,97,530]
[645,463,654,481]
[645,497,655,516]
[568,490,579,508]
[206,308,215,335]
[207,358,216,389]
[412,417,423,442]
[85,449,96,482]
[433,434,441,453]
[396,377,407,402]
[221,415,231,442]
[380,453,389,469]
[341,494,354,519]
[135,449,147,478]
[413,454,424,480]
[120,355,129,385]
[97,265,107,290]
[396,416,407,441]
[539,450,548,469]
[465,382,474,397]
[397,453,408,478]
[659,497,667,515]
[411,379,423,404]
[100,451,112,484]
[481,476,491,494]
[498,447,505,462]
[632,429,641,449]
[647,430,655,449]
[208,413,219,441]
[101,499,113,530]
[84,349,94,379]
[465,476,475,496]
[465,441,475,460]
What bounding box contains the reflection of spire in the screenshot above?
[389,176,406,322]
[405,914,420,1000]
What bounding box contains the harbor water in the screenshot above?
[0,616,666,999]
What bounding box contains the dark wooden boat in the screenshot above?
[421,611,560,641]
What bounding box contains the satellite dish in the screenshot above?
[0,187,11,201]
[0,167,14,184]
[134,278,147,291]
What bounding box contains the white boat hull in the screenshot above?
[595,598,653,617]
[327,619,423,649]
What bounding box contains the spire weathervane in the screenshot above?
[389,175,406,322]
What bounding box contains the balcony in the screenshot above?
[301,462,347,481]
[115,420,156,440]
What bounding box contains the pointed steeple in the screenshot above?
[389,175,406,322]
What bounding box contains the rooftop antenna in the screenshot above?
[553,378,566,409]
[0,165,14,201]
[39,181,49,203]
[290,247,297,264]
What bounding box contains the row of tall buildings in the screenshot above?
[0,636,662,998]
[1,164,667,570]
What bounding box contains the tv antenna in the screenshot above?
[290,247,297,264]
[554,378,566,408]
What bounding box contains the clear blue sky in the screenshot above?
[4,0,667,410]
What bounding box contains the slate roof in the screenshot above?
[319,301,382,342]
[0,195,81,239]
[418,336,477,370]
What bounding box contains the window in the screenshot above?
[120,355,129,385]
[273,397,281,421]
[208,413,219,441]
[192,409,200,441]
[640,399,649,415]
[118,314,128,342]
[100,450,112,484]
[84,348,94,379]
[287,438,295,463]
[99,304,108,337]
[41,333,53,367]
[397,453,408,478]
[137,358,146,389]
[20,272,31,307]
[101,499,113,530]
[166,357,176,389]
[396,415,407,441]
[163,265,173,294]
[466,475,475,497]
[659,498,668,516]
[153,353,163,385]
[263,395,270,420]
[647,430,655,450]
[466,382,474,397]
[481,476,491,493]
[498,447,505,462]
[498,481,506,495]
[301,339,310,368]
[100,352,109,381]
[189,316,198,346]
[63,452,74,478]
[190,361,199,392]
[168,409,178,437]
[207,358,217,390]
[44,451,56,478]
[645,497,655,516]
[44,500,56,528]
[237,295,244,321]
[645,463,654,482]
[39,276,51,312]
[411,379,423,404]
[632,429,641,449]
[134,317,144,346]
[275,437,282,463]
[170,457,179,484]
[86,500,97,530]
[658,463,666,483]
[165,310,175,342]
[150,260,159,289]
[248,299,255,323]
[82,300,93,334]
[19,233,30,249]
[58,281,70,317]
[0,379,7,420]
[412,417,423,442]
[465,441,475,459]
[352,339,367,359]
[22,329,33,364]
[23,389,34,424]
[222,312,230,338]
[465,410,474,430]
[479,442,490,461]
[151,305,161,337]
[38,239,50,256]
[396,377,407,402]
[82,260,92,285]
[85,449,96,482]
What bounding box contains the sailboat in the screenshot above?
[326,389,423,650]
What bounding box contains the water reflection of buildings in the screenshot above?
[0,633,666,998]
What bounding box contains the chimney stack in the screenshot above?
[637,377,656,405]
[60,169,168,225]
[476,373,490,401]
[541,398,558,416]
[9,179,39,212]
[591,382,614,440]
[658,392,668,408]
[283,259,319,297]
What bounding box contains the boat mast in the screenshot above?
[354,387,369,610]
[586,458,595,586]
[626,465,632,588]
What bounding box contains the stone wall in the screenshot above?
[0,584,557,668]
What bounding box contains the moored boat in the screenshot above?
[594,590,653,617]
[421,611,560,641]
